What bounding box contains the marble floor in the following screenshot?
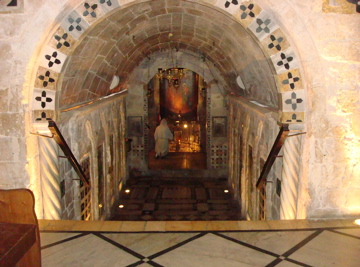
[39,219,360,267]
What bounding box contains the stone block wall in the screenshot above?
[286,0,360,219]
[0,0,67,218]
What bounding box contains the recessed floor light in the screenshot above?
[125,189,130,193]
[224,190,229,193]
[119,205,124,208]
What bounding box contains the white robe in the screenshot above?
[154,119,173,157]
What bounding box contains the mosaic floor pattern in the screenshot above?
[40,225,360,266]
[110,176,242,221]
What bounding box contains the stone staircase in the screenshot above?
[109,176,242,221]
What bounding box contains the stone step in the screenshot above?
[134,169,228,178]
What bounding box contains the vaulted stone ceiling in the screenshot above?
[60,0,278,109]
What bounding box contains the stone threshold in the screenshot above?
[38,219,359,233]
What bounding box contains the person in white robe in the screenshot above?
[154,119,173,158]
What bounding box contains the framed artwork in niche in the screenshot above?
[127,116,143,137]
[212,116,227,137]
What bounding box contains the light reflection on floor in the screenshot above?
[148,151,206,170]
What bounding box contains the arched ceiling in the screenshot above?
[60,0,278,109]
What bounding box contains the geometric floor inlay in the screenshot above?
[110,176,242,221]
[41,227,360,267]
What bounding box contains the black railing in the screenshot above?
[48,120,90,188]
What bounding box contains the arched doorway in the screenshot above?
[147,68,207,170]
[26,0,309,221]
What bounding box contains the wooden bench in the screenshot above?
[0,189,41,266]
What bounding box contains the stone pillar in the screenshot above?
[280,132,302,220]
[39,135,61,220]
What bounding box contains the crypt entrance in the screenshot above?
[26,0,309,222]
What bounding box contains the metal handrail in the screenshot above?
[48,120,90,188]
[256,124,290,189]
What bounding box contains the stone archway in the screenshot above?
[26,0,315,219]
[29,0,308,125]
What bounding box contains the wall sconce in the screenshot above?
[156,68,163,79]
[200,88,206,98]
[146,88,153,97]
